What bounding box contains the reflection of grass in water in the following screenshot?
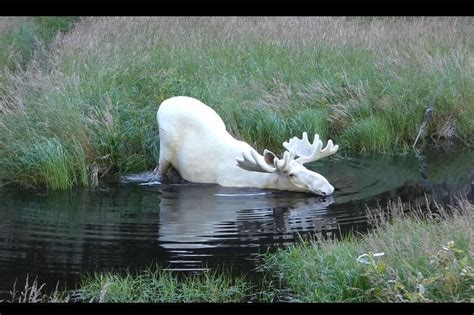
[325,149,473,204]
[423,149,474,183]
[1,186,163,242]
[315,153,420,204]
[262,199,474,302]
[404,148,474,202]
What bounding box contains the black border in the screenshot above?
[1,9,473,313]
[2,1,474,16]
[0,301,473,314]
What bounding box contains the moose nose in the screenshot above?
[325,185,335,196]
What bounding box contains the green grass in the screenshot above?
[340,116,395,153]
[263,240,369,302]
[262,199,474,302]
[77,267,252,303]
[2,268,278,303]
[0,17,473,189]
[5,137,87,190]
[0,16,78,72]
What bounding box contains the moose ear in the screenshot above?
[263,149,276,166]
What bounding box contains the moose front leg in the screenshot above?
[154,159,172,180]
[154,160,184,184]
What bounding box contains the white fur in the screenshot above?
[157,96,336,196]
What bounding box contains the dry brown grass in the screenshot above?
[0,17,28,35]
[5,16,471,118]
[0,274,69,303]
[247,77,294,110]
[54,17,473,62]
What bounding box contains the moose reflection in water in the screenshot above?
[156,183,337,250]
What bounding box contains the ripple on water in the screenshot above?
[0,149,472,292]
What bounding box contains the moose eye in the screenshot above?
[289,173,296,178]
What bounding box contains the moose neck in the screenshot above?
[231,168,292,191]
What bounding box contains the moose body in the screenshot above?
[157,96,338,196]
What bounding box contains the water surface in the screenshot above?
[0,149,472,294]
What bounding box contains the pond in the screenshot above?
[0,148,472,295]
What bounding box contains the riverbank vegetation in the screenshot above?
[77,268,254,303]
[1,268,265,303]
[263,198,473,302]
[1,17,473,190]
[3,198,472,303]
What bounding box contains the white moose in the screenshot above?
[156,96,339,196]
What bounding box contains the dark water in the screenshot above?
[0,148,472,295]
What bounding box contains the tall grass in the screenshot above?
[1,136,88,190]
[263,199,474,302]
[0,274,69,303]
[77,267,252,303]
[1,17,473,189]
[2,268,278,303]
[0,16,78,72]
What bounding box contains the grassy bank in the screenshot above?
[77,268,254,303]
[1,268,266,303]
[3,199,472,303]
[1,17,473,189]
[263,199,474,302]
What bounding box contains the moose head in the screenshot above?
[236,132,339,196]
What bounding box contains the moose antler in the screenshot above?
[236,133,337,173]
[283,132,338,165]
[274,150,295,172]
[236,148,294,173]
[236,149,277,173]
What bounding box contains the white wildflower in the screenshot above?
[357,252,385,265]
